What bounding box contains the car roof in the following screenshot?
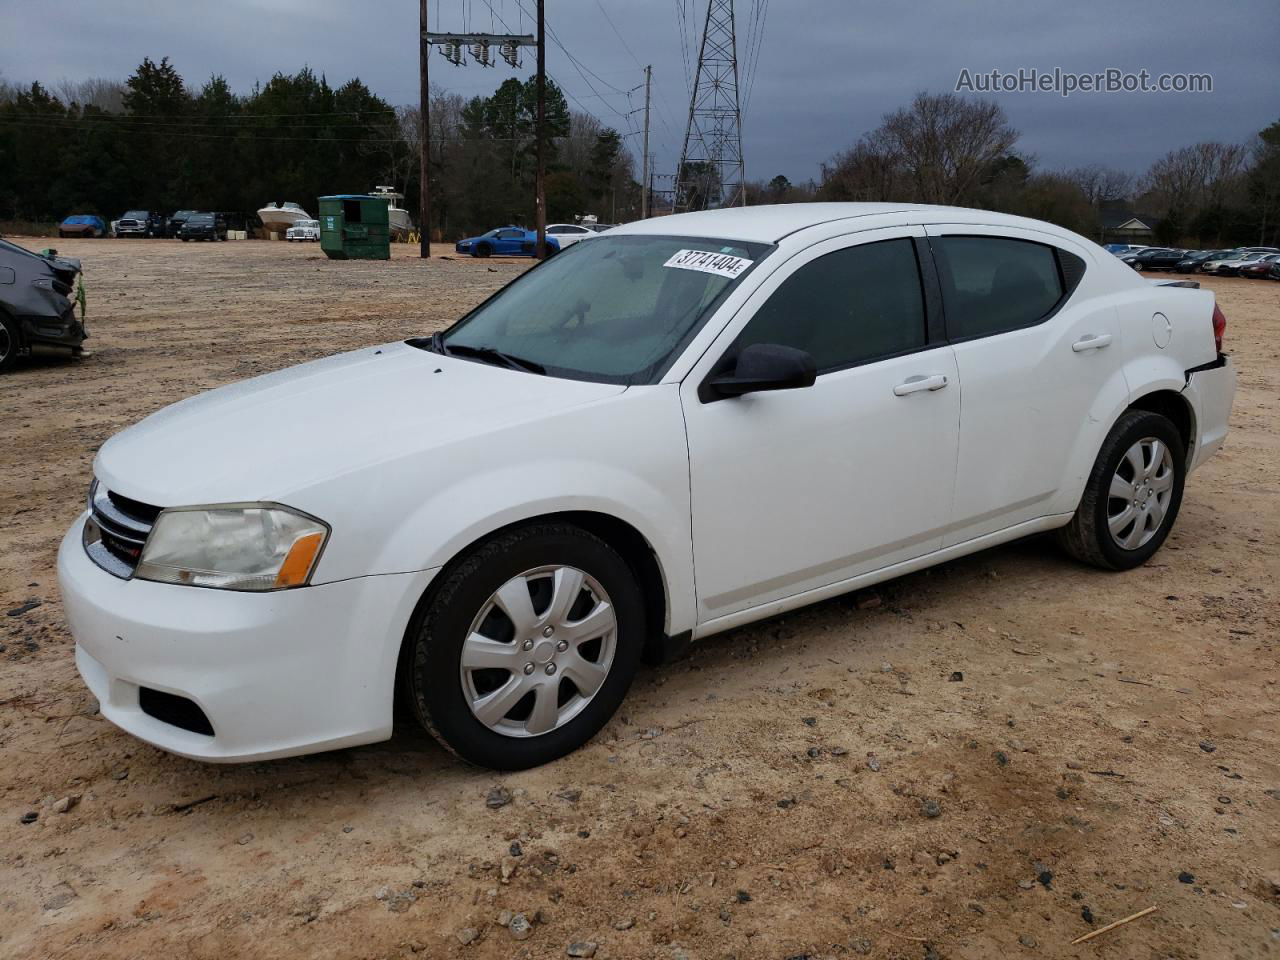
[607,202,1090,245]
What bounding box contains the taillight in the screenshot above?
[1211,303,1227,353]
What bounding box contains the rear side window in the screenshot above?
[735,238,927,374]
[933,236,1081,340]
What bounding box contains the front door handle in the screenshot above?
[1072,333,1113,352]
[893,374,949,397]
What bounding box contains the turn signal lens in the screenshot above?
[275,532,326,588]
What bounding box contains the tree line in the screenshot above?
[0,57,640,238]
[788,92,1280,248]
[3,63,1277,247]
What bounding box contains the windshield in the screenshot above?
[438,233,770,384]
[188,215,213,224]
[124,210,148,219]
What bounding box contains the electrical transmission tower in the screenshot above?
[674,0,746,212]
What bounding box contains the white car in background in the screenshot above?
[59,203,1235,770]
[286,219,320,242]
[545,223,597,247]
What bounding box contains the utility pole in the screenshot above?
[418,0,430,257]
[675,0,746,211]
[535,0,547,259]
[641,64,651,219]
[419,21,536,255]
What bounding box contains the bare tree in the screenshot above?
[1140,141,1247,216]
[819,139,907,202]
[819,92,1018,206]
[1065,164,1133,207]
[1250,126,1280,246]
[53,76,127,111]
[878,92,1019,205]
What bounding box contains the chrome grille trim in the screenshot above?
[84,480,157,578]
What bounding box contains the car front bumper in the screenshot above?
[57,516,437,762]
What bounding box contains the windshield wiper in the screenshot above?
[443,342,546,375]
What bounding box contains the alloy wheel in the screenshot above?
[460,565,617,738]
[1107,437,1175,550]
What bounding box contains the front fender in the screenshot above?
[381,462,694,635]
[309,385,697,637]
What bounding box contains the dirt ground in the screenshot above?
[1,238,1277,960]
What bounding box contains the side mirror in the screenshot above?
[709,343,817,398]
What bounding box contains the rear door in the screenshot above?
[924,226,1129,545]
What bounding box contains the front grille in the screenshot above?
[84,481,159,578]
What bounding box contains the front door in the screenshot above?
[680,228,961,628]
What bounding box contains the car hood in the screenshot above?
[95,341,626,507]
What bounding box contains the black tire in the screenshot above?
[404,523,645,769]
[0,313,20,374]
[474,243,492,258]
[1057,410,1186,571]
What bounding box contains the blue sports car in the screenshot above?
[455,226,560,258]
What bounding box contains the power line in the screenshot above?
[593,1,644,72]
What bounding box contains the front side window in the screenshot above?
[933,236,1068,340]
[732,237,927,374]
[440,234,770,384]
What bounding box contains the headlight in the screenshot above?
[135,504,329,591]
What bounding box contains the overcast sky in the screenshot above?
[4,0,1277,188]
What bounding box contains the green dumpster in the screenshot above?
[318,194,391,260]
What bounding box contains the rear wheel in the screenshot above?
[404,523,644,769]
[1057,410,1185,570]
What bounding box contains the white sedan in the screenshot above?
[545,223,597,247]
[286,219,320,242]
[58,203,1236,769]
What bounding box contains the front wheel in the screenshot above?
[1057,410,1186,570]
[0,314,20,374]
[404,523,644,769]
[474,243,492,258]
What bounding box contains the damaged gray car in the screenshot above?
[0,238,87,374]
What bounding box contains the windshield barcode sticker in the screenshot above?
[663,249,753,278]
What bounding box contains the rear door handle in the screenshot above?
[1072,334,1113,352]
[893,374,949,397]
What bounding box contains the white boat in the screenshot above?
[370,186,413,240]
[257,202,312,235]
